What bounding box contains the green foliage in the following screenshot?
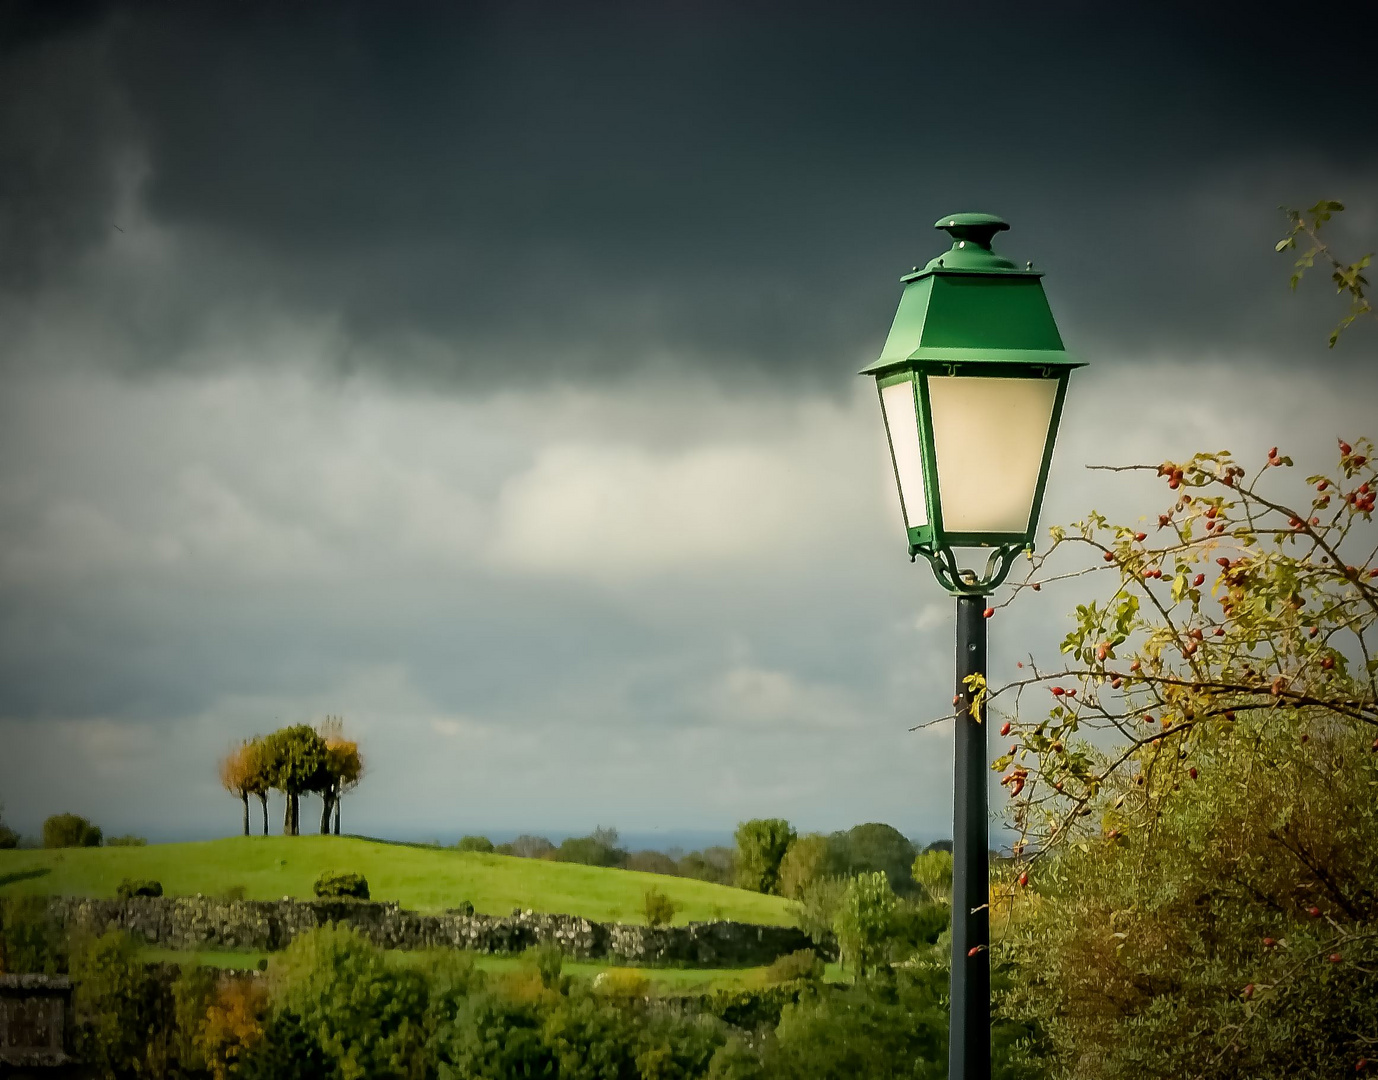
[267,924,429,1079]
[455,835,494,853]
[522,941,566,991]
[911,848,953,904]
[42,812,102,849]
[69,929,176,1077]
[833,872,897,977]
[313,870,370,899]
[1002,714,1378,1078]
[592,966,650,998]
[261,724,329,794]
[238,1010,335,1080]
[116,877,163,899]
[776,833,829,901]
[0,814,19,848]
[734,819,796,895]
[1277,201,1373,346]
[701,983,802,1030]
[826,823,918,895]
[762,948,824,985]
[677,845,736,886]
[792,876,846,949]
[0,896,67,974]
[642,885,679,927]
[106,834,148,847]
[555,827,627,868]
[765,970,947,1080]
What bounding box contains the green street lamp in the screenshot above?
[861,213,1083,1080]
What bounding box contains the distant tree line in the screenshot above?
[452,827,738,885]
[451,819,939,902]
[218,717,364,837]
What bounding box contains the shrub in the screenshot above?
[236,1010,333,1080]
[42,812,102,849]
[887,900,948,960]
[456,835,494,853]
[0,896,67,974]
[763,948,824,985]
[793,876,846,948]
[642,886,679,928]
[0,822,18,849]
[523,942,566,991]
[765,968,948,1079]
[777,833,829,901]
[312,870,369,899]
[592,967,650,998]
[105,834,148,847]
[833,872,897,977]
[447,900,475,916]
[69,929,175,1076]
[194,973,268,1080]
[116,878,164,899]
[911,848,953,905]
[267,924,429,1078]
[222,884,247,901]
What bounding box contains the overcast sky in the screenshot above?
[1,0,1375,846]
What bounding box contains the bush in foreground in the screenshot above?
[642,886,679,928]
[312,870,369,900]
[116,878,164,899]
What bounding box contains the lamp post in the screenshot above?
[860,213,1083,1080]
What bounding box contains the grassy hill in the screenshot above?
[0,835,793,927]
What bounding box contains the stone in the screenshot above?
[32,895,825,966]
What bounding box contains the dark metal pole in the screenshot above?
[950,593,991,1080]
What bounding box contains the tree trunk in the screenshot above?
[258,792,269,836]
[284,793,296,836]
[241,793,250,837]
[333,797,341,836]
[320,788,334,835]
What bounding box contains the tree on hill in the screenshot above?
[317,716,364,835]
[42,813,102,848]
[260,725,328,836]
[218,742,256,836]
[734,818,796,894]
[554,827,627,868]
[0,800,19,849]
[777,833,830,901]
[242,737,272,836]
[826,823,918,896]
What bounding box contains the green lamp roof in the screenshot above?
[860,212,1084,376]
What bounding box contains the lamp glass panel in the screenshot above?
[927,374,1059,535]
[880,379,928,528]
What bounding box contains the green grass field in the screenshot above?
[0,835,793,927]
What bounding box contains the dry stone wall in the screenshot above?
[39,896,822,966]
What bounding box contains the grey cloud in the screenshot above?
[2,1,1375,391]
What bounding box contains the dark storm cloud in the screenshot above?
[2,0,1376,388]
